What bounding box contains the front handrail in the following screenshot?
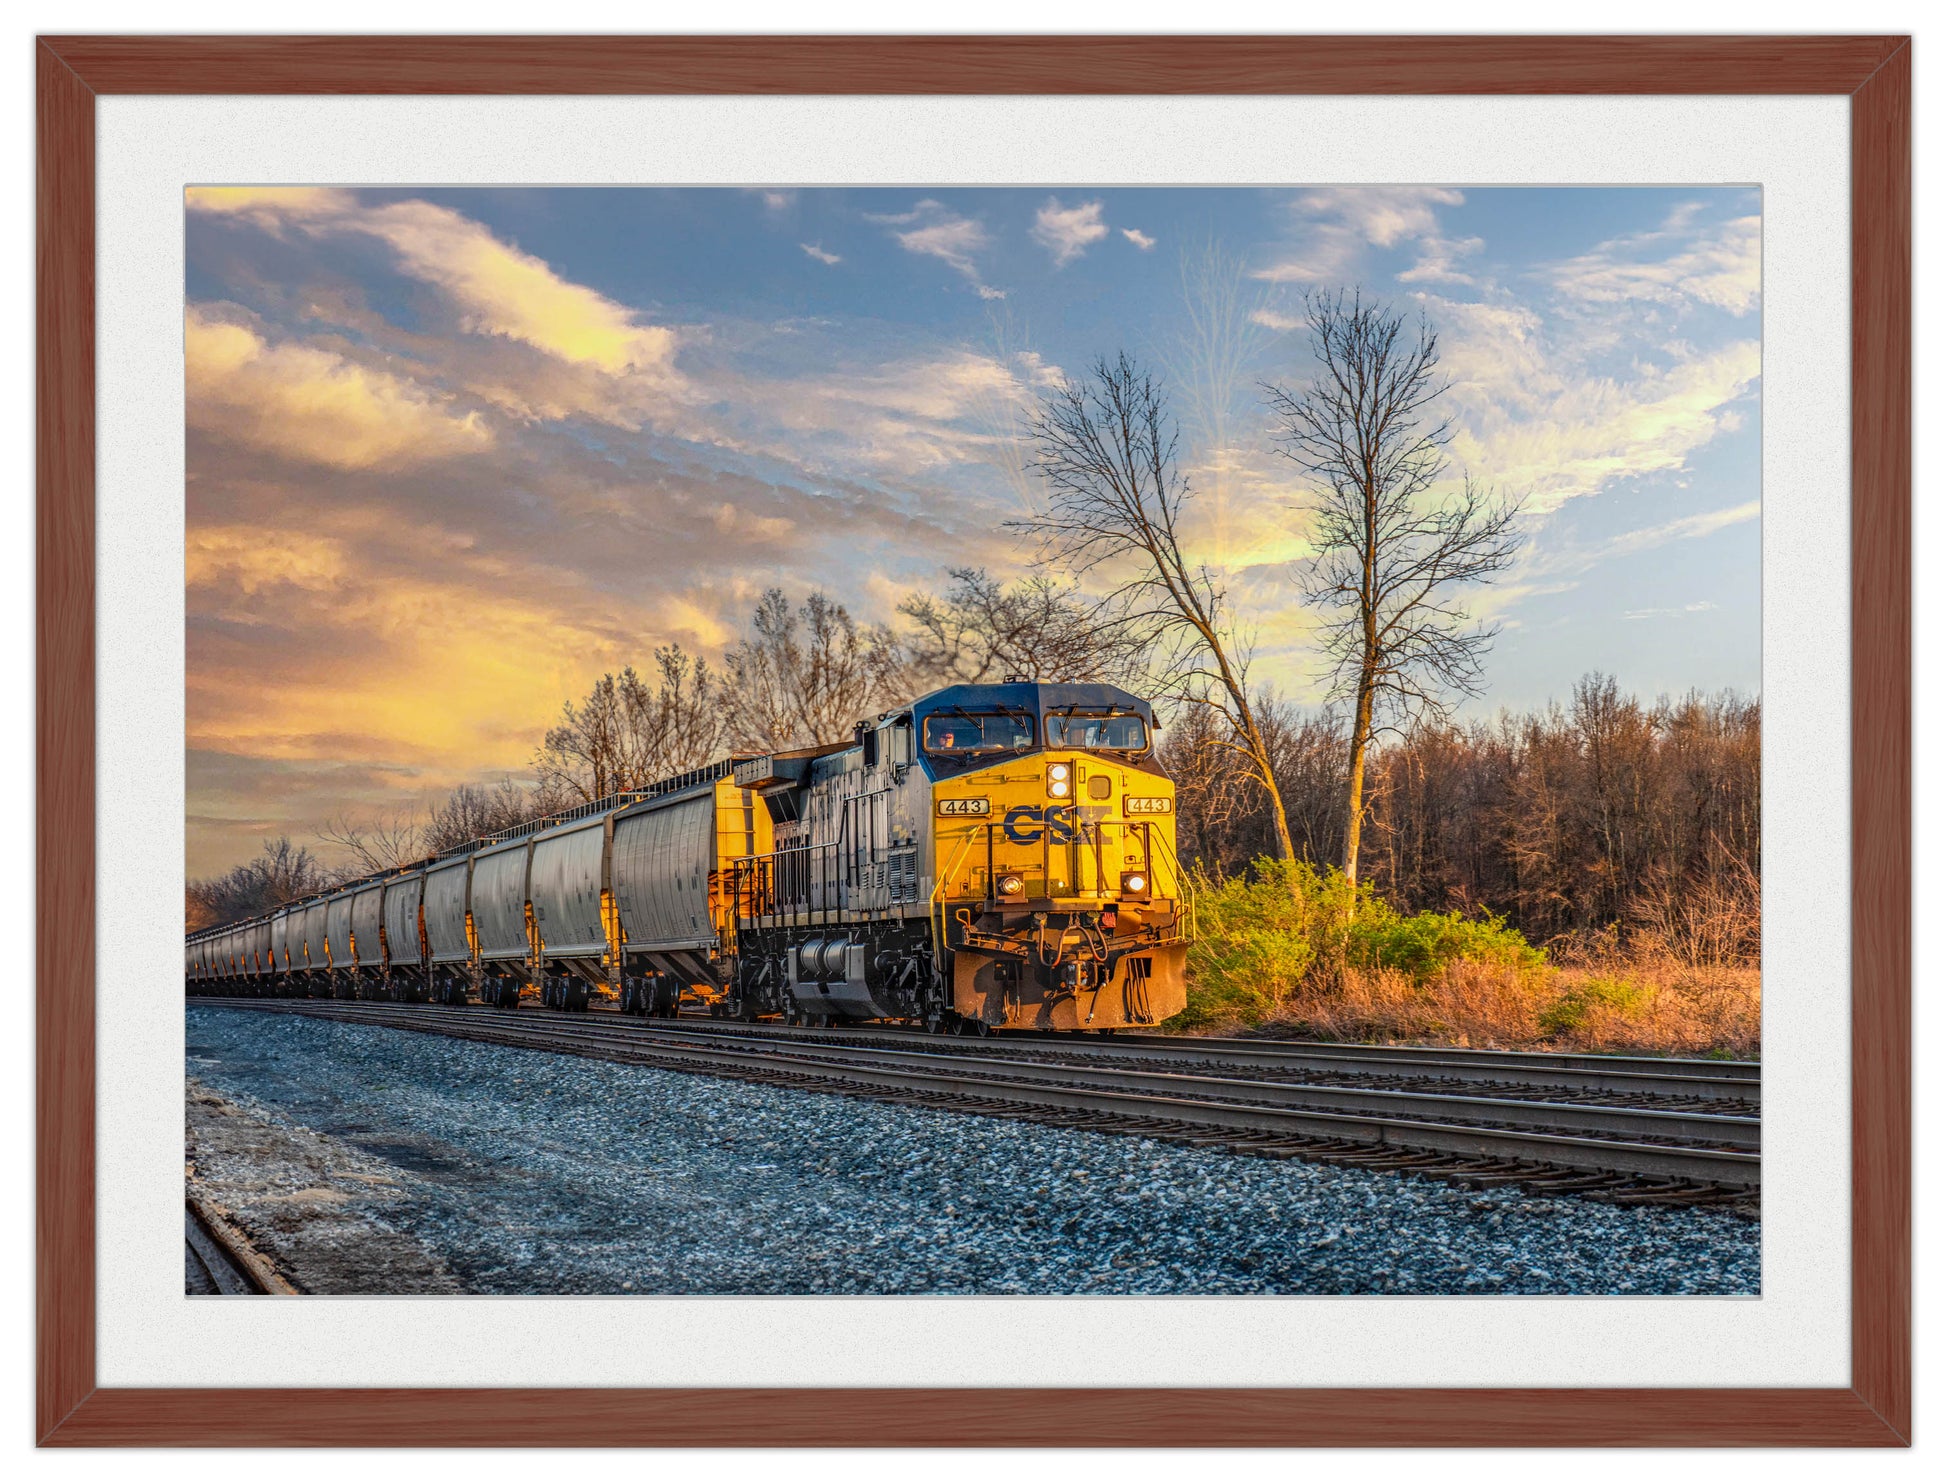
[929,826,983,966]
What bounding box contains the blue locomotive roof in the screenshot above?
[908,680,1153,721]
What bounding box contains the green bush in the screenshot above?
[1347,906,1543,979]
[1538,976,1651,1035]
[1170,856,1544,1029]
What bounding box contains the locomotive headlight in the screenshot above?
[1048,762,1071,797]
[1119,870,1149,897]
[998,874,1026,897]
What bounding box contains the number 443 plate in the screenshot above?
[937,798,991,816]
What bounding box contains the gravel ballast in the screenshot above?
[186,1005,1760,1296]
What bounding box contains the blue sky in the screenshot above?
[184,184,1759,874]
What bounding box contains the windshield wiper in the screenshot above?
[944,704,1032,749]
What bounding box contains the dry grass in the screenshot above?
[1193,947,1759,1059]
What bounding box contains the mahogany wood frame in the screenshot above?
[36,35,1909,1447]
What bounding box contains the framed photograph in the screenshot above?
[37,35,1908,1447]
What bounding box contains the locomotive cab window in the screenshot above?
[922,710,1035,755]
[1045,712,1149,752]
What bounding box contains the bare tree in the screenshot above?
[1263,291,1521,895]
[423,777,537,853]
[899,566,1140,687]
[534,644,727,803]
[187,836,330,930]
[1015,351,1298,861]
[722,588,906,750]
[316,807,424,879]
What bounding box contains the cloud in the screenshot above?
[1623,600,1722,621]
[1398,234,1485,286]
[1031,197,1109,267]
[751,347,1059,473]
[977,285,1009,301]
[1418,295,1761,515]
[1483,504,1755,636]
[185,305,492,469]
[1459,340,1760,515]
[1122,227,1156,251]
[1256,187,1466,283]
[188,186,680,377]
[1600,502,1760,561]
[799,242,842,265]
[1544,209,1761,316]
[867,199,991,280]
[759,189,795,212]
[1249,307,1305,332]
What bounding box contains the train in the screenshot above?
[186,680,1193,1033]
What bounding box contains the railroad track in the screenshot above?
[646,1015,1761,1114]
[191,997,1760,1209]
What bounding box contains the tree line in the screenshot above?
[1161,673,1760,963]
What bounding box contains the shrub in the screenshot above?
[1538,976,1651,1036]
[1174,856,1546,1031]
[1347,907,1543,981]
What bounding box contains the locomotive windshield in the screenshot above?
[1045,712,1149,751]
[923,709,1035,755]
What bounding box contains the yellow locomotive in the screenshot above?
[728,681,1190,1032]
[186,680,1191,1034]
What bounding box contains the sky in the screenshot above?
[185,185,1760,879]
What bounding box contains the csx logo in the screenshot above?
[1003,803,1079,844]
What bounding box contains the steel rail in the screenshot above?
[646,1013,1762,1107]
[195,998,1760,1190]
[1079,1030,1760,1080]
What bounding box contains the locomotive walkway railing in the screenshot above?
[731,841,924,932]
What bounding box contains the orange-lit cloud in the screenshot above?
[186,306,492,469]
[188,186,681,377]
